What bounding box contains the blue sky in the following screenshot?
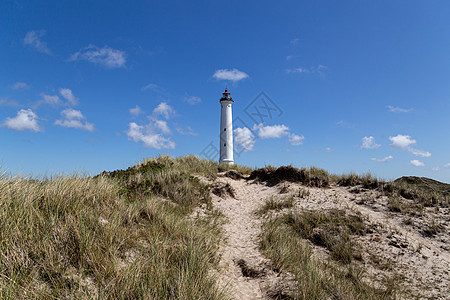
[1,0,449,183]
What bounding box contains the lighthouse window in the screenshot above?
[224,128,226,131]
[224,143,226,147]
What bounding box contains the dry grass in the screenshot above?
[248,165,330,188]
[258,201,396,299]
[386,176,449,208]
[257,196,295,215]
[260,215,396,299]
[0,157,227,299]
[336,172,384,190]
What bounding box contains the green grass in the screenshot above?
[336,172,385,190]
[386,176,449,208]
[257,196,295,215]
[279,209,369,265]
[249,165,330,187]
[0,157,227,299]
[260,213,397,299]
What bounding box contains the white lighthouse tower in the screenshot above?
[219,89,234,165]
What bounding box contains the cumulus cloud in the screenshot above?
[70,45,126,68]
[288,133,305,146]
[129,105,144,117]
[2,109,41,132]
[126,122,175,149]
[153,119,171,134]
[253,124,289,139]
[234,127,256,152]
[10,82,30,90]
[361,136,381,149]
[59,88,79,105]
[23,30,51,54]
[387,106,413,113]
[54,109,94,131]
[176,126,197,136]
[127,102,177,148]
[389,134,416,149]
[213,68,249,82]
[370,155,393,163]
[389,134,431,157]
[153,102,174,119]
[410,160,425,167]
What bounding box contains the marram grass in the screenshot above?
[0,163,227,299]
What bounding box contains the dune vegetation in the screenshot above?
[1,156,447,299]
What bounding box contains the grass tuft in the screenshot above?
[0,157,227,299]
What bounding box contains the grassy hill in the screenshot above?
[0,156,448,299]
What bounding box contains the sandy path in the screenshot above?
[198,175,285,299]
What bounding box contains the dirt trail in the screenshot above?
[197,174,449,299]
[197,174,289,299]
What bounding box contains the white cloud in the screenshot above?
[153,102,174,119]
[40,93,61,106]
[387,106,413,113]
[213,68,249,82]
[288,133,305,146]
[286,65,328,75]
[286,55,295,61]
[371,155,393,163]
[54,109,94,131]
[153,120,171,134]
[184,95,201,105]
[126,122,175,149]
[432,167,440,171]
[286,67,309,74]
[59,88,79,105]
[10,82,30,90]
[176,126,197,136]
[234,127,256,152]
[408,148,431,158]
[389,134,431,157]
[70,45,126,68]
[444,163,450,168]
[23,30,51,54]
[361,136,381,149]
[253,124,289,139]
[410,160,425,167]
[129,105,144,117]
[389,134,416,149]
[3,109,41,132]
[326,147,332,152]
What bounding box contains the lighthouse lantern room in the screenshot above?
[219,89,234,165]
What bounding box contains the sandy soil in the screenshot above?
[196,174,449,300]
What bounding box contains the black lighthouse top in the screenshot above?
[220,89,234,102]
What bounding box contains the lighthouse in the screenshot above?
[219,89,234,165]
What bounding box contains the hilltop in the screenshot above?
[0,156,448,299]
